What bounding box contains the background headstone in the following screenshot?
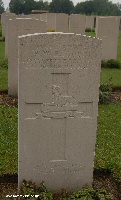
[86,16,94,29]
[8,18,46,95]
[46,13,56,31]
[96,17,120,60]
[5,14,42,58]
[40,13,47,22]
[69,14,86,34]
[56,13,68,32]
[1,13,16,37]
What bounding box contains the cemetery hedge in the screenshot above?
[101,59,121,69]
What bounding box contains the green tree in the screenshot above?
[9,0,24,14]
[50,0,74,14]
[43,1,49,10]
[75,1,95,15]
[24,0,36,14]
[93,0,121,15]
[0,0,4,14]
[9,0,49,15]
[75,0,121,16]
[34,0,49,10]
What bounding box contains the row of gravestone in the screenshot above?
[1,13,120,61]
[1,13,120,96]
[0,12,119,191]
[1,13,95,37]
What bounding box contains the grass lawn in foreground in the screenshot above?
[85,31,96,37]
[0,68,8,91]
[100,68,121,88]
[0,103,121,183]
[0,105,18,175]
[0,41,5,61]
[0,23,2,41]
[0,41,7,91]
[95,103,121,181]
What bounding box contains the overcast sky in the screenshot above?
[2,0,121,9]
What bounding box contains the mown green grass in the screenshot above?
[0,40,7,91]
[101,68,121,88]
[0,41,5,61]
[85,31,96,37]
[0,103,121,183]
[0,106,18,175]
[0,68,8,91]
[95,103,121,181]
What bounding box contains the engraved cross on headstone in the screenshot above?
[25,71,93,162]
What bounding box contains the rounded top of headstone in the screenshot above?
[18,32,102,42]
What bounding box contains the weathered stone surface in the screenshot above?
[69,14,86,34]
[40,13,47,22]
[8,18,46,95]
[27,14,41,19]
[56,13,68,32]
[96,17,120,38]
[5,14,40,58]
[101,36,118,61]
[5,15,18,58]
[46,13,56,31]
[96,17,120,60]
[18,33,102,191]
[1,13,16,37]
[40,13,68,32]
[86,16,94,29]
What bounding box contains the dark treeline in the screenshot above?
[0,0,121,16]
[75,0,121,16]
[0,0,4,13]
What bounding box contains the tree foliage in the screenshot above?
[9,0,24,14]
[49,0,74,14]
[0,0,4,14]
[9,0,121,16]
[75,0,121,16]
[9,0,50,14]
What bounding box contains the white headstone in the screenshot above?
[8,18,46,95]
[18,33,102,191]
[96,17,120,60]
